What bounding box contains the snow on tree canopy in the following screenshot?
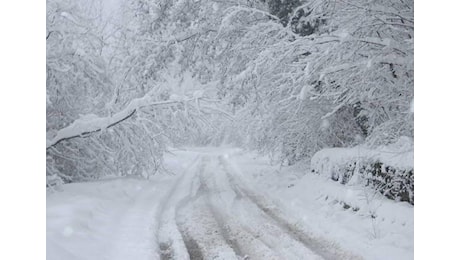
[299,84,312,100]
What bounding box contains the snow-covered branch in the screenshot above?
[46,96,197,149]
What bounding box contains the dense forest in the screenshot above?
[45,1,415,259]
[46,0,413,202]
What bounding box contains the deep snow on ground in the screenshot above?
[46,149,199,260]
[230,150,414,260]
[47,147,413,260]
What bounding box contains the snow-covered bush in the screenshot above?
[311,137,414,204]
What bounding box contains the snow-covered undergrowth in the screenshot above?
[311,137,414,204]
[231,150,413,260]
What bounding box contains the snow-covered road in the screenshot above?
[160,154,358,260]
[48,148,412,260]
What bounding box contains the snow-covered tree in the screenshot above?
[46,0,221,185]
[210,0,413,162]
[47,0,116,183]
[47,0,413,184]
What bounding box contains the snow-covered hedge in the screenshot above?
[311,137,414,204]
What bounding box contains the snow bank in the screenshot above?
[311,136,414,204]
[283,173,414,260]
[312,136,413,173]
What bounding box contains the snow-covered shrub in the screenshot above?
[363,162,414,204]
[311,137,414,204]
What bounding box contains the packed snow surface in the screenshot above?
[47,147,413,259]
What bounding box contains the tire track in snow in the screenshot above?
[175,156,240,260]
[210,159,322,259]
[220,156,363,260]
[158,152,361,260]
[177,154,323,259]
[198,159,283,260]
[156,155,203,260]
[197,172,245,258]
[224,180,322,259]
[177,197,239,260]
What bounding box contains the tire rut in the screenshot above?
[183,237,205,260]
[198,167,246,259]
[198,159,281,260]
[159,154,361,260]
[174,156,239,260]
[156,156,203,260]
[220,156,363,260]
